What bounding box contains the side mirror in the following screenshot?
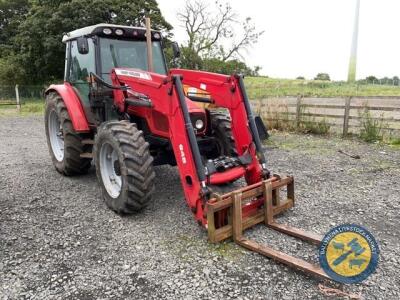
[172,42,181,58]
[255,116,269,140]
[77,37,89,55]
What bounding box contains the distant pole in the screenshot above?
[347,0,360,83]
[15,84,21,111]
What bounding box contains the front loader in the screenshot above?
[44,22,331,281]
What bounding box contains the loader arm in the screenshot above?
[111,68,267,224]
[170,69,267,184]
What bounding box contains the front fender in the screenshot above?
[45,83,90,132]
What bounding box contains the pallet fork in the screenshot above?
[207,176,331,280]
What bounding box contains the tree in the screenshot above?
[202,58,260,76]
[380,77,390,85]
[179,47,204,70]
[296,76,305,80]
[314,73,330,81]
[1,0,172,84]
[0,0,30,56]
[365,75,378,84]
[177,0,263,62]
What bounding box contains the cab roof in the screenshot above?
[62,23,160,43]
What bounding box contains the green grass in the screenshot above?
[390,138,400,145]
[388,138,400,149]
[0,99,44,116]
[244,77,400,98]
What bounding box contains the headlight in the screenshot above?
[195,119,204,130]
[190,113,206,133]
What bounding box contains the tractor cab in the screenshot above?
[62,24,169,123]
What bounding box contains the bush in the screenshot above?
[358,106,384,142]
[201,58,259,76]
[177,46,260,76]
[299,118,330,135]
[314,73,331,81]
[297,104,330,135]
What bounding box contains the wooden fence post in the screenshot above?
[296,95,302,129]
[342,96,351,136]
[15,84,21,111]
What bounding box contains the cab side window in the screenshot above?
[69,39,95,82]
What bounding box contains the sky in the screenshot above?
[157,0,400,81]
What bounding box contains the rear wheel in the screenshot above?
[94,121,155,214]
[45,92,91,175]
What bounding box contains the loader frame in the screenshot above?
[111,69,267,224]
[109,67,332,280]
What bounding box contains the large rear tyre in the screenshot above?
[94,121,155,214]
[210,111,238,157]
[44,92,92,175]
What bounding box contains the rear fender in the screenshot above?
[45,83,90,132]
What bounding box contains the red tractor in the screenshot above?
[44,22,332,281]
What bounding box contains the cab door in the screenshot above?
[68,39,96,123]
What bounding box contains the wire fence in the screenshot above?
[244,80,400,99]
[1,79,400,107]
[368,79,400,86]
[0,85,46,105]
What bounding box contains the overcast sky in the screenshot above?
[157,0,400,80]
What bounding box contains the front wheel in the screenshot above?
[210,111,238,157]
[94,121,155,214]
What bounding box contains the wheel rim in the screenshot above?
[48,110,64,162]
[99,142,122,198]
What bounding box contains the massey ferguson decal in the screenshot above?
[115,69,152,80]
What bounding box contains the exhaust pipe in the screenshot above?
[145,17,154,72]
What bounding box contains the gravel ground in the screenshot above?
[1,115,399,299]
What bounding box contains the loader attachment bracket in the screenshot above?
[206,176,331,281]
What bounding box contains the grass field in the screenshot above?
[245,77,400,98]
[1,78,400,116]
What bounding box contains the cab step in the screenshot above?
[80,152,93,159]
[82,139,94,145]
